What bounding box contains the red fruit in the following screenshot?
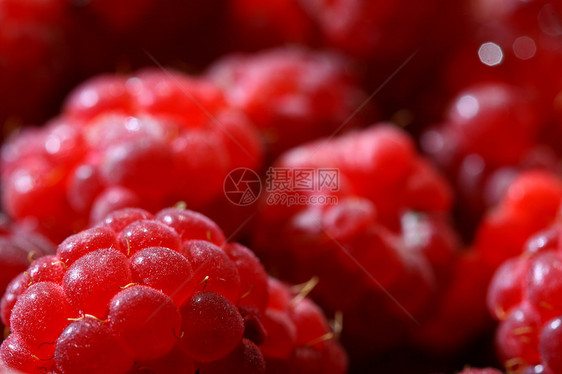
[488,220,562,373]
[0,207,345,373]
[422,80,561,239]
[207,47,370,156]
[253,124,457,355]
[1,69,263,243]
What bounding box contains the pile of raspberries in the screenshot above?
[1,0,562,373]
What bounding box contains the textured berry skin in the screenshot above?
[0,216,54,331]
[253,124,469,357]
[1,69,263,242]
[207,47,370,157]
[0,207,346,373]
[488,213,562,373]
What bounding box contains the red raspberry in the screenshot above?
[0,207,346,373]
[421,83,560,238]
[253,124,460,356]
[1,69,263,242]
[207,47,371,157]
[488,216,562,374]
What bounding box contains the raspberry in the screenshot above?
[1,69,263,242]
[420,83,559,239]
[487,217,562,373]
[0,207,346,373]
[253,124,460,356]
[207,47,370,156]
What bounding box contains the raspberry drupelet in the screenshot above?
[0,216,55,332]
[0,207,346,374]
[207,46,371,158]
[1,69,263,242]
